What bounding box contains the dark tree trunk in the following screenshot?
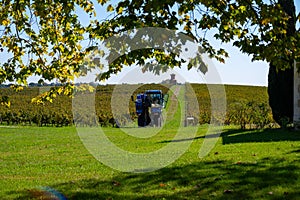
[268,0,296,126]
[268,65,293,124]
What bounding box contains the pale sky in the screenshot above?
[98,1,300,86]
[1,1,299,86]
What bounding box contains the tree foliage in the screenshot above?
[102,0,299,69]
[0,0,299,104]
[0,0,99,101]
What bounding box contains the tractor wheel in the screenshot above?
[157,117,161,127]
[156,115,162,127]
[138,112,151,127]
[138,115,144,127]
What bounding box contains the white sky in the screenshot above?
[1,1,299,86]
[96,1,300,86]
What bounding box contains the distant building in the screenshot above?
[161,74,177,85]
[170,74,177,84]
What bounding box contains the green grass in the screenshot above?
[1,125,300,200]
[1,85,300,199]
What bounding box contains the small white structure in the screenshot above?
[293,60,300,129]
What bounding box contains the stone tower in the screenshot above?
[170,74,177,85]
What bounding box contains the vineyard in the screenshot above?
[186,84,273,128]
[0,84,170,127]
[0,84,273,128]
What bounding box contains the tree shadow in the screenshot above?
[222,128,300,145]
[160,128,300,145]
[8,157,300,200]
[159,135,205,143]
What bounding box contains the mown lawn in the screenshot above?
[1,125,300,200]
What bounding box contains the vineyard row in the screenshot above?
[0,84,273,128]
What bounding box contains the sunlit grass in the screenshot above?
[1,86,299,199]
[1,125,300,199]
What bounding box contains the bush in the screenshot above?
[228,100,273,129]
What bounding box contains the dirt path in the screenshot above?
[165,85,182,121]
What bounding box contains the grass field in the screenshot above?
[1,85,300,199]
[1,125,300,200]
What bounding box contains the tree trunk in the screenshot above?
[268,0,296,126]
[268,65,293,125]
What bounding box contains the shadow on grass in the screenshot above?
[9,157,300,200]
[160,128,300,145]
[222,128,300,145]
[159,135,205,143]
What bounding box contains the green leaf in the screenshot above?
[107,4,114,12]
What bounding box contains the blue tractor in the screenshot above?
[133,90,164,127]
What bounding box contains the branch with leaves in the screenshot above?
[0,0,299,103]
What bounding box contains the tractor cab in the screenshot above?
[145,90,164,107]
[133,89,164,127]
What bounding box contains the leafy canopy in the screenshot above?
[103,0,299,67]
[0,0,299,102]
